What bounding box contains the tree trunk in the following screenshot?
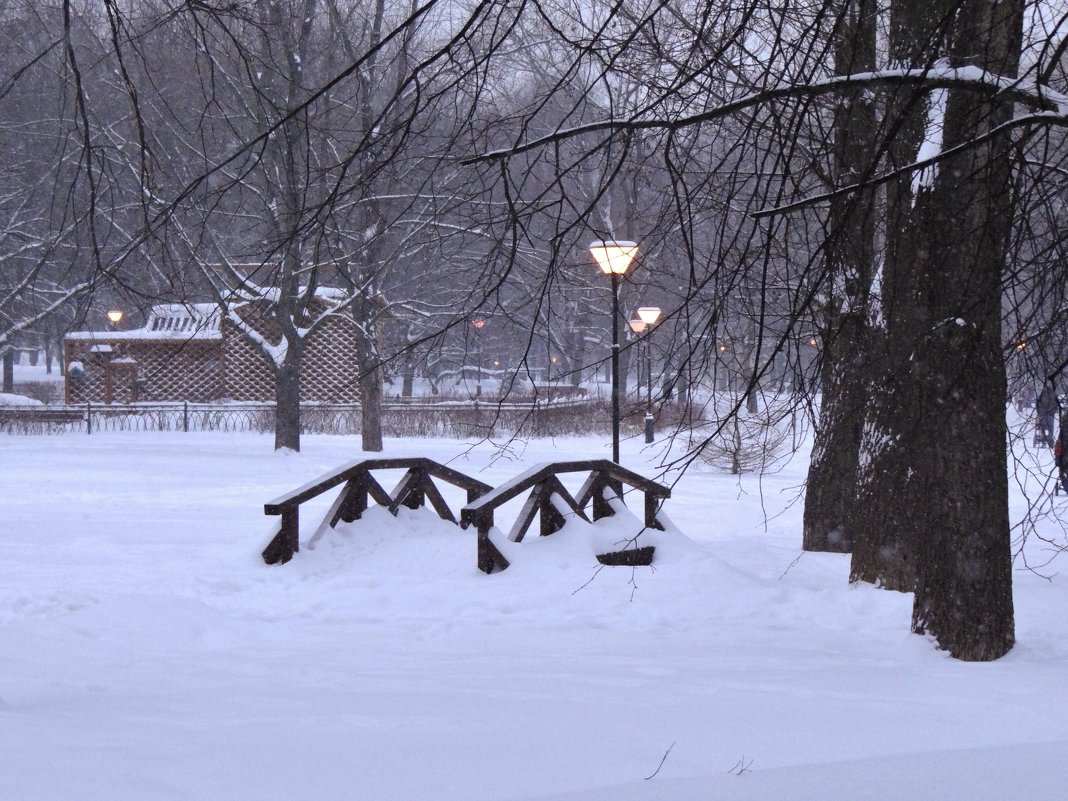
[854,0,1019,659]
[804,314,873,552]
[359,341,384,451]
[803,0,877,553]
[849,0,954,588]
[274,349,302,452]
[401,352,414,398]
[906,0,1020,660]
[2,348,13,393]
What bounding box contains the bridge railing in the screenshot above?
[459,460,671,574]
[262,457,492,565]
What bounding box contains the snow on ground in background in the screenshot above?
[1,426,1067,801]
[0,392,44,406]
[11,361,64,383]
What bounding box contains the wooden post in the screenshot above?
[645,491,664,530]
[476,515,508,574]
[262,505,300,565]
[337,477,369,523]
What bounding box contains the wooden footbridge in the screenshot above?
[262,457,671,572]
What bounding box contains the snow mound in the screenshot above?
[0,392,44,406]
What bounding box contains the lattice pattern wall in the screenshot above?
[66,301,363,403]
[135,343,222,402]
[220,326,275,401]
[65,340,224,404]
[300,317,361,402]
[220,316,361,402]
[65,345,110,404]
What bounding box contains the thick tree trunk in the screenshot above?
[853,0,1019,659]
[804,314,873,552]
[803,0,877,553]
[906,0,1020,660]
[849,0,954,588]
[274,349,302,452]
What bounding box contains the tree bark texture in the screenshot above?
[849,0,956,589]
[803,0,878,553]
[274,350,302,452]
[359,340,385,452]
[853,0,1020,659]
[906,0,1020,661]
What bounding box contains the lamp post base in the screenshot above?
[644,413,654,444]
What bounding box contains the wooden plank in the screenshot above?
[596,546,655,566]
[363,473,393,508]
[477,530,509,574]
[539,488,566,537]
[577,472,615,520]
[336,477,369,524]
[265,459,372,513]
[463,462,555,513]
[544,475,590,522]
[265,457,488,513]
[644,492,665,531]
[508,487,542,543]
[421,477,457,524]
[464,459,669,518]
[424,461,493,495]
[262,506,299,564]
[388,468,423,514]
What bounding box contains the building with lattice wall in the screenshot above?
[64,301,362,404]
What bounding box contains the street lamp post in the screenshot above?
[471,318,486,397]
[628,318,647,403]
[636,306,661,443]
[590,240,638,463]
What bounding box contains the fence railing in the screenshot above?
[0,397,611,438]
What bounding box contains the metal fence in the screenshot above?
[0,398,611,439]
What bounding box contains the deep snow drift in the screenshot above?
[1,425,1066,800]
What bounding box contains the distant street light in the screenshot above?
[590,240,638,463]
[471,318,486,397]
[635,306,661,443]
[106,309,124,327]
[629,318,647,402]
[636,307,661,326]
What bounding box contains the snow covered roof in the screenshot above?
[66,303,222,342]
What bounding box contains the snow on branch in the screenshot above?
[751,107,1064,220]
[467,65,1068,165]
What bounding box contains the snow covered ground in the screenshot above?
[2,424,1067,800]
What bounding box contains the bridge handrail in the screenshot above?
[262,457,492,565]
[461,459,668,519]
[265,457,491,513]
[459,459,671,574]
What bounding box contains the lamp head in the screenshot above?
[106,309,124,325]
[629,318,647,334]
[636,306,661,326]
[589,240,638,275]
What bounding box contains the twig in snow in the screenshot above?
[571,563,606,595]
[643,741,676,780]
[779,551,804,579]
[728,756,753,775]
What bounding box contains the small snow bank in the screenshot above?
[0,392,44,406]
[277,500,743,633]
